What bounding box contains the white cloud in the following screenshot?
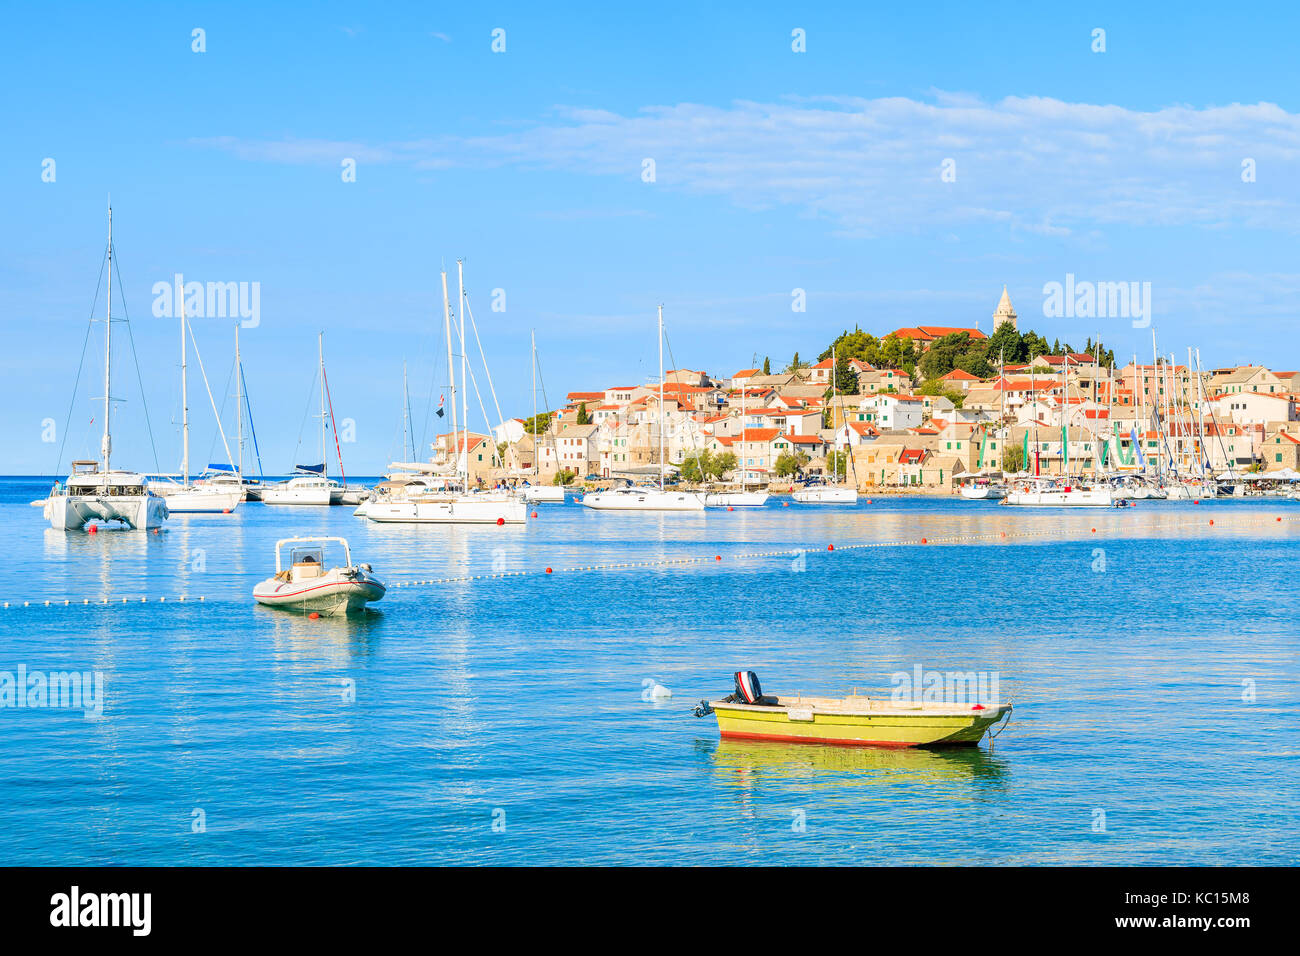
[192,93,1300,236]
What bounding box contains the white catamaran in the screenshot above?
[582,306,706,512]
[45,206,169,532]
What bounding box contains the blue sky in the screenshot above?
[3,2,1298,473]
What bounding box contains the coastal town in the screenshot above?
[433,288,1300,492]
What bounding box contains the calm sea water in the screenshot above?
[0,475,1296,865]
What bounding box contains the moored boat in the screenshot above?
[252,536,385,615]
[693,672,1011,748]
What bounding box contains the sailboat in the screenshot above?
[363,263,526,524]
[262,334,344,506]
[705,373,768,507]
[520,330,565,503]
[959,347,1008,501]
[582,306,706,512]
[792,345,858,504]
[45,205,169,532]
[152,285,242,513]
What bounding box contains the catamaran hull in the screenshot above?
[704,491,770,507]
[792,487,858,504]
[364,497,527,524]
[45,494,169,531]
[582,491,706,511]
[712,702,1011,748]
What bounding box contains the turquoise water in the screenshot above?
[1,476,1296,865]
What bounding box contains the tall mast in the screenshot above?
[180,275,190,488]
[658,304,665,493]
[318,332,327,478]
[458,260,468,478]
[235,324,244,479]
[102,203,113,474]
[531,329,538,478]
[441,269,460,483]
[401,361,410,462]
[740,363,746,486]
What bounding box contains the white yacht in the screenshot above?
[958,476,1006,501]
[262,472,337,506]
[704,488,770,507]
[45,206,169,532]
[1002,477,1116,508]
[521,484,566,503]
[582,306,705,513]
[792,480,858,504]
[361,262,526,525]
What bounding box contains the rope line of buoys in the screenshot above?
[2,595,205,610]
[7,514,1296,606]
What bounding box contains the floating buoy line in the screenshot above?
[4,513,1296,610]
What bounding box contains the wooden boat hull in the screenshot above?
[711,699,1011,748]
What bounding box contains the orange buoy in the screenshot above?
[496,517,505,526]
[1193,500,1199,505]
[921,537,927,544]
[1000,531,1006,538]
[308,612,320,620]
[1278,517,1283,522]
[545,567,552,574]
[530,511,538,518]
[222,508,230,514]
[1091,528,1096,533]
[87,525,98,534]
[727,506,734,512]
[715,555,721,561]
[1209,520,1214,526]
[827,544,834,551]
[782,502,789,507]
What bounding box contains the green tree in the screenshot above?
[709,451,736,479]
[523,412,552,435]
[832,353,857,394]
[553,469,577,486]
[574,402,590,425]
[787,351,806,372]
[762,356,771,375]
[1002,445,1025,473]
[826,449,849,479]
[774,452,808,478]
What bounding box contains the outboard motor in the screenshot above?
[734,670,763,704]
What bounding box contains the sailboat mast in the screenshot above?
[102,204,113,474]
[318,332,327,479]
[441,269,460,483]
[235,324,244,479]
[531,329,538,478]
[402,361,411,463]
[458,260,468,478]
[180,277,190,488]
[658,304,665,493]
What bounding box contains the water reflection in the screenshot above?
[707,736,1011,789]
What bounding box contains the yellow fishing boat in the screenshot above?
[694,672,1011,749]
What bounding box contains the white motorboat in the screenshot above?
[583,486,706,511]
[262,472,338,506]
[792,481,858,504]
[45,463,169,531]
[521,484,566,503]
[958,477,1006,501]
[46,206,169,532]
[252,536,385,616]
[1002,477,1116,507]
[704,489,769,507]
